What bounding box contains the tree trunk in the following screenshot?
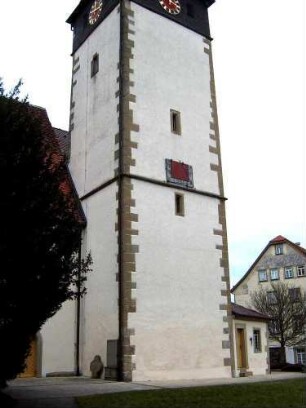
[279,346,286,366]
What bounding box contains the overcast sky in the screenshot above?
[1,0,305,285]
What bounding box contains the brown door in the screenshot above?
[236,328,247,369]
[19,339,37,378]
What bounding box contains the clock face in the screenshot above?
[158,0,181,15]
[88,0,103,25]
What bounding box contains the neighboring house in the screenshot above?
[232,303,270,377]
[232,235,306,366]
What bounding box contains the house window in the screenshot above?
[275,244,283,255]
[267,291,277,305]
[253,329,262,353]
[293,315,304,332]
[269,320,280,334]
[284,267,294,279]
[175,193,184,216]
[91,53,99,77]
[170,110,181,135]
[289,287,301,302]
[258,270,268,282]
[270,268,279,281]
[186,3,195,17]
[295,348,306,364]
[297,265,305,277]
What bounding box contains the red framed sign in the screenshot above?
[165,159,194,188]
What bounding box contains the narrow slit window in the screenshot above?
[297,265,305,277]
[171,110,181,135]
[175,193,184,216]
[91,53,99,77]
[253,329,262,353]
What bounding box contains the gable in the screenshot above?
[232,236,306,293]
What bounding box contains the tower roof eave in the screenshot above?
[66,0,87,24]
[204,0,215,7]
[67,0,216,25]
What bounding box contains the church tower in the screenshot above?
[67,0,233,381]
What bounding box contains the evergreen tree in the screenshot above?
[0,80,91,385]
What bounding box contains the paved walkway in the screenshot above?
[3,371,306,408]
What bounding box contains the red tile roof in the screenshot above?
[53,127,70,162]
[269,235,286,243]
[29,105,86,226]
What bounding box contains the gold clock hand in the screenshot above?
[91,6,101,13]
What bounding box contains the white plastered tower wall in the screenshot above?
[69,8,121,375]
[39,8,121,377]
[126,2,232,380]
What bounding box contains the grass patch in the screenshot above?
[76,379,306,408]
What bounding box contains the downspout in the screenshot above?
[75,234,82,376]
[117,0,125,382]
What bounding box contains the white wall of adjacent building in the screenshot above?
[232,319,268,377]
[41,301,76,376]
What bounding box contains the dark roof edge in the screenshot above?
[65,166,87,227]
[232,303,270,321]
[67,0,216,24]
[204,0,215,7]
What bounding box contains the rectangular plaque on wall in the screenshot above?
[165,159,194,188]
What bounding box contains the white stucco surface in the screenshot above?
[123,3,230,380]
[129,179,231,380]
[130,3,220,195]
[80,183,119,376]
[41,300,76,376]
[232,319,269,377]
[69,8,120,197]
[42,8,120,377]
[42,2,232,381]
